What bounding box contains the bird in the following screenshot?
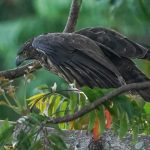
[16,28,150,102]
[75,27,150,102]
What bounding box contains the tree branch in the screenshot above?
[47,81,150,124]
[0,61,41,80]
[63,0,82,33]
[0,0,81,80]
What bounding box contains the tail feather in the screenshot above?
[138,89,150,102]
[142,44,150,60]
[125,66,150,102]
[112,57,150,102]
[144,49,150,60]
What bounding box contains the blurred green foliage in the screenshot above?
[0,0,150,121]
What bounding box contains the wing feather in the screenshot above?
[32,33,123,88]
[76,27,148,59]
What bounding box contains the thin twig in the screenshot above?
[47,81,150,124]
[63,0,82,33]
[0,61,41,80]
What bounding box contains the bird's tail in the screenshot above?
[125,67,150,102]
[114,58,150,102]
[142,44,150,60]
[144,49,150,60]
[120,61,150,102]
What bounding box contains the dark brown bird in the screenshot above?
[76,27,150,101]
[16,28,150,102]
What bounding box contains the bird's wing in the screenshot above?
[75,27,148,59]
[32,33,124,88]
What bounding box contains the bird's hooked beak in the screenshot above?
[16,55,26,66]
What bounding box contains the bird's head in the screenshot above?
[16,39,41,66]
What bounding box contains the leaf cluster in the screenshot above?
[0,81,150,149]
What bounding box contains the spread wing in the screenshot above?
[32,33,124,88]
[75,27,150,102]
[75,27,148,59]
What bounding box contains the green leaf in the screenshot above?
[88,111,96,131]
[144,103,150,114]
[0,120,14,146]
[55,98,68,116]
[69,93,79,114]
[82,87,104,102]
[16,130,32,150]
[48,95,57,115]
[108,101,119,117]
[97,106,105,134]
[113,96,132,117]
[132,125,139,142]
[28,113,45,124]
[28,93,48,109]
[112,95,142,124]
[79,92,86,108]
[48,134,68,150]
[64,99,71,116]
[112,116,120,134]
[27,93,46,101]
[28,141,42,150]
[50,95,63,116]
[119,113,128,138]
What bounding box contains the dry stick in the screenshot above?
[0,61,41,80]
[0,0,82,80]
[63,0,82,33]
[47,81,150,124]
